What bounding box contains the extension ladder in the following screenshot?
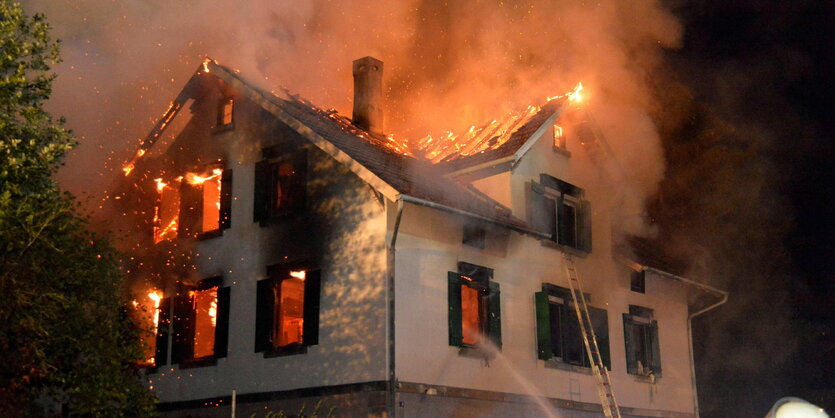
[564,254,622,418]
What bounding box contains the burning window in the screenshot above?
[534,284,610,369]
[623,305,661,377]
[553,125,567,150]
[217,97,234,128]
[255,266,321,355]
[448,262,501,349]
[153,178,181,243]
[169,278,230,365]
[132,290,164,366]
[530,174,591,252]
[253,150,307,224]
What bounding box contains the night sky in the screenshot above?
[662,1,835,416]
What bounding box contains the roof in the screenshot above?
[619,235,689,277]
[129,59,536,233]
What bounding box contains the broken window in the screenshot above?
[169,278,230,366]
[253,149,307,224]
[172,167,233,239]
[535,284,610,369]
[255,265,321,355]
[132,290,164,367]
[153,178,181,243]
[623,305,661,377]
[530,174,592,252]
[448,262,501,349]
[217,97,234,128]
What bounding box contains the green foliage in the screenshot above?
[0,1,156,415]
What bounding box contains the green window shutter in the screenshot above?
[623,314,638,374]
[303,269,321,346]
[213,287,231,358]
[589,307,611,371]
[154,297,171,366]
[650,320,662,375]
[488,281,502,350]
[171,294,194,364]
[448,272,463,347]
[220,169,233,230]
[578,199,592,253]
[254,278,275,352]
[535,291,552,360]
[253,160,269,223]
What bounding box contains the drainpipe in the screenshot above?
[687,287,728,418]
[387,199,404,418]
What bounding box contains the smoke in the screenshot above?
[22,0,681,217]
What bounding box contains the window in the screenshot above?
[179,167,233,238]
[623,305,661,377]
[553,124,567,149]
[253,149,307,224]
[535,284,610,369]
[630,270,646,293]
[530,174,592,252]
[170,277,230,366]
[462,222,486,249]
[152,167,232,242]
[217,97,234,129]
[132,289,164,367]
[255,264,321,356]
[448,262,501,349]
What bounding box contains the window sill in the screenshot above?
[263,344,308,358]
[197,229,224,241]
[544,359,595,374]
[552,146,572,158]
[213,123,235,134]
[178,357,218,369]
[539,239,588,257]
[629,372,660,383]
[456,345,498,360]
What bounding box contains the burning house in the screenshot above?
[117,56,727,417]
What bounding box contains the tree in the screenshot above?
[0,1,157,415]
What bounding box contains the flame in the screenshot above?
[154,178,166,192]
[289,270,306,280]
[567,82,584,104]
[202,59,211,73]
[185,168,222,185]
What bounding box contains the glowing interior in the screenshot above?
[461,284,481,346]
[154,183,180,243]
[201,174,221,232]
[192,287,218,358]
[274,271,305,347]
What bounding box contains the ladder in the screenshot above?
[564,254,622,418]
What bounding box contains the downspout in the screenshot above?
[687,286,728,418]
[387,199,404,418]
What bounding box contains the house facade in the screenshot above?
[118,57,726,417]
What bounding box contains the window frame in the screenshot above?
[530,174,591,253]
[535,284,610,370]
[623,305,661,378]
[253,148,308,225]
[255,262,321,357]
[169,277,231,369]
[448,262,501,351]
[215,96,235,132]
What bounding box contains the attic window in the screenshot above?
[217,97,234,129]
[255,264,321,356]
[553,125,567,149]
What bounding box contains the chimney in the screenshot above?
[352,56,384,134]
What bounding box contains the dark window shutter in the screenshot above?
[154,297,171,366]
[623,314,638,374]
[213,287,231,358]
[171,294,194,364]
[290,150,308,212]
[549,303,564,360]
[562,303,584,365]
[530,183,549,235]
[303,269,321,346]
[254,278,275,352]
[220,169,233,230]
[534,291,552,360]
[650,320,662,375]
[448,272,463,347]
[578,199,592,252]
[253,160,269,223]
[556,196,569,246]
[487,281,502,350]
[178,182,202,237]
[589,307,611,370]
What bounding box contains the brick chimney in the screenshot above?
[352,56,384,134]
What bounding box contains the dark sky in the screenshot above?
[664,1,835,416]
